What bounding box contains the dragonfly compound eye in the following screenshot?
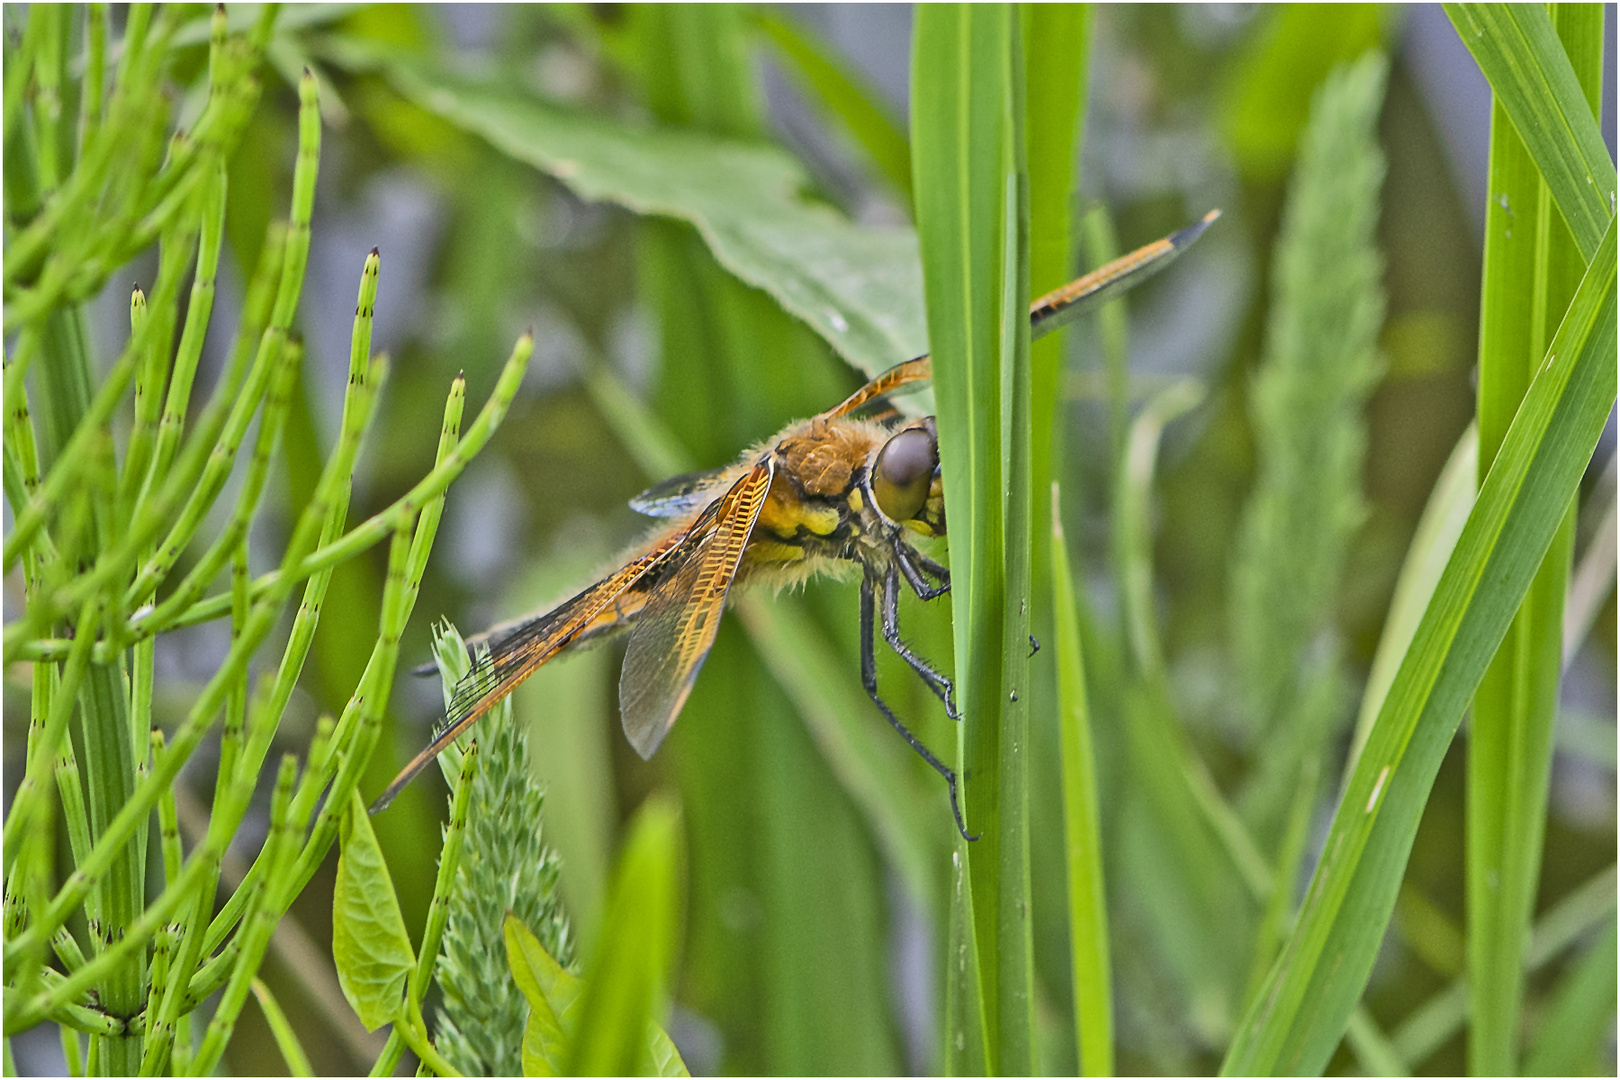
[872,424,938,524]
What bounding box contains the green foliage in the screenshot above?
[1050,487,1112,1076]
[1228,54,1388,837]
[1464,7,1605,1072]
[2,8,528,1074]
[7,6,1613,1077]
[324,37,927,382]
[505,909,688,1077]
[335,791,416,1033]
[1445,3,1614,260]
[429,628,576,1078]
[564,795,683,1077]
[1224,214,1616,1076]
[1219,5,1390,181]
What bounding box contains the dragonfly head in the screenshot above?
[871,418,945,536]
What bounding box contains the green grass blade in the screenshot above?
[1443,3,1614,261]
[1391,865,1617,1068]
[1522,917,1618,1076]
[1563,454,1615,665]
[1022,1,1090,550]
[751,10,911,201]
[1466,7,1603,1071]
[565,796,682,1077]
[251,978,315,1076]
[1115,377,1254,1044]
[1051,483,1112,1076]
[1347,426,1478,772]
[911,6,1033,1072]
[1221,215,1616,1076]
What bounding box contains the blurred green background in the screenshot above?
[7,4,1612,1075]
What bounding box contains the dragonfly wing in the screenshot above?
[629,465,738,518]
[369,527,685,814]
[619,457,774,758]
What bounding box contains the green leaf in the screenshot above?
[504,912,577,1077]
[1221,215,1616,1075]
[504,912,690,1079]
[324,40,926,380]
[334,789,415,1032]
[1444,3,1615,261]
[1023,1,1090,597]
[565,795,683,1077]
[911,6,1034,1074]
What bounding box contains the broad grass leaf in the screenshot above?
[326,41,926,379]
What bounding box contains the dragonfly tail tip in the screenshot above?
[1170,209,1221,250]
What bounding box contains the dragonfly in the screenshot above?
[371,210,1220,839]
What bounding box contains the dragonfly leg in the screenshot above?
[862,577,977,842]
[910,548,951,589]
[880,569,958,720]
[894,540,950,600]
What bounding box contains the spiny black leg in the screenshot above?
[881,569,958,720]
[910,548,951,589]
[862,576,978,842]
[894,541,950,601]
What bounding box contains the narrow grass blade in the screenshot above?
[1391,865,1617,1068]
[1521,917,1617,1076]
[251,978,315,1076]
[1221,216,1616,1076]
[911,6,1034,1072]
[565,796,682,1077]
[1023,1,1090,553]
[504,912,690,1078]
[1051,483,1113,1076]
[1348,426,1477,772]
[1443,3,1614,261]
[1467,9,1602,1070]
